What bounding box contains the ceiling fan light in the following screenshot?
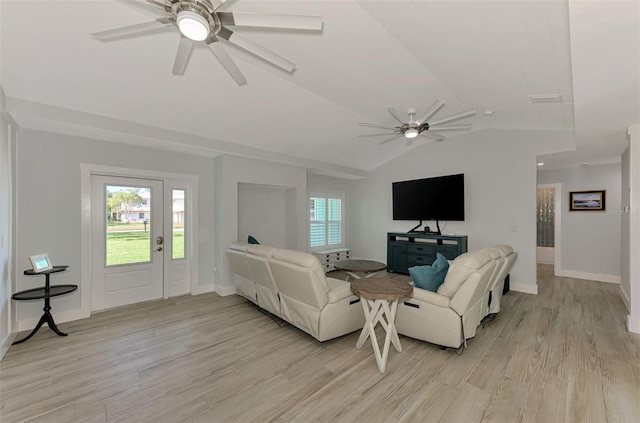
[177,11,210,41]
[405,128,419,139]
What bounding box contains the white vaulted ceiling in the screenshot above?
[1,0,638,176]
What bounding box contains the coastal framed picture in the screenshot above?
[569,190,606,211]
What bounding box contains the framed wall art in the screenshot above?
[569,190,606,211]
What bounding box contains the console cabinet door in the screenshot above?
[387,242,406,273]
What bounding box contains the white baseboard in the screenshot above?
[619,286,631,313]
[628,315,640,334]
[555,269,620,284]
[0,333,17,362]
[18,308,89,332]
[192,284,215,296]
[213,284,236,297]
[510,282,538,295]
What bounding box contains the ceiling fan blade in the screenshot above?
[209,0,230,11]
[218,12,322,31]
[358,132,398,138]
[207,41,248,86]
[146,0,170,8]
[216,28,295,72]
[172,37,194,76]
[114,0,166,18]
[91,20,171,41]
[418,99,445,125]
[358,122,397,130]
[387,107,406,125]
[419,132,445,141]
[427,124,472,131]
[429,109,476,126]
[379,134,404,145]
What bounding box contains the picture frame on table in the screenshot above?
[28,253,53,273]
[569,190,606,211]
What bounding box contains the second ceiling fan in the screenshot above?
[359,100,476,145]
[91,0,323,86]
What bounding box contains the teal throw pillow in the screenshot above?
[408,252,449,292]
[247,235,260,244]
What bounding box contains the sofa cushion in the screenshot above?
[325,277,354,303]
[492,244,513,257]
[437,249,492,298]
[229,242,249,252]
[409,252,449,292]
[247,244,276,258]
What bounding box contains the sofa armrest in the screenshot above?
[326,277,358,304]
[408,287,451,308]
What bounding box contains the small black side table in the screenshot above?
[12,265,77,345]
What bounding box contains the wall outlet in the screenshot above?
[213,266,217,273]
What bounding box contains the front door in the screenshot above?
[91,175,164,311]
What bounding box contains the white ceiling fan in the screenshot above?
[91,0,323,86]
[359,100,476,145]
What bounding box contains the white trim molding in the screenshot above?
[0,333,17,361]
[80,163,199,317]
[17,308,88,332]
[627,124,639,334]
[510,282,538,295]
[619,286,631,313]
[555,269,621,284]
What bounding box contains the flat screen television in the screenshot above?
[392,173,465,222]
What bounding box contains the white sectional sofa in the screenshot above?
[396,245,517,350]
[225,242,365,342]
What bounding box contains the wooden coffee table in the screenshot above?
[350,277,413,373]
[334,259,387,280]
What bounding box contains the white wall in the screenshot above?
[16,129,215,325]
[0,87,18,357]
[238,183,291,248]
[345,128,575,294]
[215,154,307,295]
[538,163,622,282]
[621,147,630,309]
[626,124,640,334]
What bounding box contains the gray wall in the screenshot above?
[621,147,630,304]
[215,154,307,295]
[0,91,19,354]
[15,129,215,324]
[538,163,621,281]
[345,128,575,294]
[238,183,292,248]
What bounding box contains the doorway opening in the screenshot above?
[536,183,561,270]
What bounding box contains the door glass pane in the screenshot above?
[172,189,185,259]
[106,185,151,266]
[537,187,555,247]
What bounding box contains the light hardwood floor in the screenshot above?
[1,265,639,422]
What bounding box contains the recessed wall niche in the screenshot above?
[237,183,297,249]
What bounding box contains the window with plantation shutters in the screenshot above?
[309,192,344,250]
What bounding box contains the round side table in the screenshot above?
[350,277,413,373]
[12,266,77,345]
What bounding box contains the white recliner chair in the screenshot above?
[487,245,518,315]
[225,242,257,305]
[246,244,281,317]
[268,248,365,342]
[396,249,497,349]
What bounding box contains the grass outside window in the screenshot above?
[106,228,184,266]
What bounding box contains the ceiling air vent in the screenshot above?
[529,94,562,104]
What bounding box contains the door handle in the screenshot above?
[155,247,163,252]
